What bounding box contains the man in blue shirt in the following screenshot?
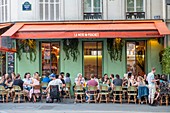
[147,67,158,105]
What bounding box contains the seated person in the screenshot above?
[23,72,32,91]
[86,74,98,102]
[64,73,71,84]
[133,76,145,87]
[27,73,40,102]
[113,74,123,87]
[75,73,85,85]
[12,74,24,90]
[45,74,62,101]
[42,72,51,83]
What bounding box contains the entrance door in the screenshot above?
[83,42,102,80]
[126,41,146,76]
[41,42,60,76]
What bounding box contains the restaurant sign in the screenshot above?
[22,2,31,11]
[74,32,99,38]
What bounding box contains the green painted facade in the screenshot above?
[14,38,163,81]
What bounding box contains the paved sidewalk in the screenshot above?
[0,103,170,113]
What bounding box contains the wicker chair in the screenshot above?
[87,86,98,103]
[99,85,109,103]
[64,83,71,99]
[0,85,8,103]
[113,86,123,104]
[13,85,26,103]
[74,85,85,103]
[127,86,137,104]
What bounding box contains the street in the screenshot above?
[0,103,170,113]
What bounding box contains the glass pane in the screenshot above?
[127,0,134,12]
[42,42,60,77]
[45,4,48,20]
[84,42,102,80]
[51,42,60,74]
[126,41,145,76]
[56,4,59,20]
[40,4,43,20]
[56,0,59,2]
[42,43,51,76]
[136,0,144,12]
[45,0,48,2]
[5,5,7,21]
[40,0,43,2]
[50,4,54,20]
[50,0,54,2]
[2,6,4,21]
[84,0,91,12]
[93,0,101,12]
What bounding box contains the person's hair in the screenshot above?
[116,74,120,79]
[56,74,59,78]
[138,76,144,82]
[104,73,108,76]
[66,73,70,77]
[60,72,64,75]
[128,73,132,79]
[16,73,20,79]
[110,74,114,78]
[152,67,156,71]
[7,74,12,80]
[34,73,40,81]
[90,74,94,79]
[11,72,16,77]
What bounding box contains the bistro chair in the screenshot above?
[64,83,71,99]
[127,86,137,104]
[113,86,123,104]
[87,86,98,103]
[0,85,9,103]
[33,85,42,102]
[13,85,26,103]
[41,82,48,100]
[74,85,85,103]
[99,85,109,103]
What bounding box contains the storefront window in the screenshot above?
[83,42,102,80]
[0,52,6,76]
[41,42,60,76]
[126,41,146,76]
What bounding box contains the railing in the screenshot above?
[84,12,102,20]
[126,12,145,20]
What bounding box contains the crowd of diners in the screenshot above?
[0,68,169,105]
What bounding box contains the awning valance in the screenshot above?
[1,20,170,39]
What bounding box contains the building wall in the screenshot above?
[1,0,169,22]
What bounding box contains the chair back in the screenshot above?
[88,86,97,92]
[0,85,5,91]
[100,85,108,91]
[33,85,41,90]
[128,86,137,92]
[13,85,22,92]
[114,86,122,91]
[66,83,71,88]
[41,82,48,88]
[74,85,84,92]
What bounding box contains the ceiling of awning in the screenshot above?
[1,20,170,39]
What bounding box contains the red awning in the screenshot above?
[1,20,170,39]
[0,23,16,52]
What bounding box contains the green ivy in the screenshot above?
[16,39,36,62]
[63,39,80,62]
[107,38,124,61]
[162,47,170,74]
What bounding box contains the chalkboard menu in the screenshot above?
[7,52,14,74]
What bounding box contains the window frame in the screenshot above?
[83,0,103,13]
[126,0,145,12]
[39,0,60,21]
[0,0,9,22]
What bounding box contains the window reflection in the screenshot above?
[84,42,102,80]
[42,42,60,76]
[126,41,145,76]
